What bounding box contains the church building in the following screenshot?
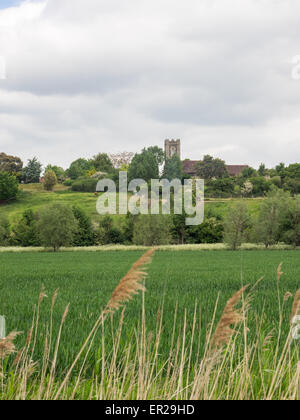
[164,139,248,177]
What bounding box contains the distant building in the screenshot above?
[164,139,248,177]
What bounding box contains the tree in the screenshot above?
[128,147,163,182]
[96,215,123,245]
[133,215,171,246]
[37,203,78,251]
[67,158,92,180]
[0,172,19,201]
[22,157,42,183]
[188,218,223,244]
[109,152,134,169]
[0,153,23,175]
[258,163,267,176]
[242,167,257,178]
[45,165,66,183]
[195,155,228,179]
[91,153,114,173]
[241,181,253,197]
[280,196,300,248]
[223,202,251,250]
[254,188,288,248]
[163,154,183,181]
[43,170,57,191]
[72,206,95,246]
[0,215,10,246]
[12,209,40,247]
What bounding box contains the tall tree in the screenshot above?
[37,203,78,251]
[67,158,92,180]
[91,153,114,173]
[223,202,251,250]
[0,153,23,175]
[163,154,183,181]
[22,157,42,183]
[195,155,228,179]
[128,147,164,182]
[0,172,19,201]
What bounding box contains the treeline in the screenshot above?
[0,187,299,250]
[1,150,300,201]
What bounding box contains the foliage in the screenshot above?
[72,206,95,246]
[43,170,57,191]
[0,172,19,201]
[0,153,23,175]
[96,215,123,245]
[67,158,93,180]
[280,196,300,248]
[71,177,97,192]
[91,153,114,173]
[37,203,78,251]
[128,147,164,182]
[254,188,289,248]
[12,209,41,247]
[0,215,10,246]
[162,154,183,181]
[223,202,251,250]
[195,155,228,179]
[133,214,171,245]
[45,165,66,183]
[22,157,42,184]
[187,217,223,244]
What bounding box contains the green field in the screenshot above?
[1,184,263,226]
[1,249,299,378]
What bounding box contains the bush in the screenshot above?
[72,206,95,246]
[96,215,124,245]
[0,215,10,246]
[43,170,57,191]
[133,215,171,246]
[12,209,41,247]
[71,177,97,192]
[37,203,78,251]
[223,202,251,250]
[187,218,223,244]
[0,172,19,202]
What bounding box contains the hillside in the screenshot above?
[0,183,264,227]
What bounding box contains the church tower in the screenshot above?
[165,139,181,159]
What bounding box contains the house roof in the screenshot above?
[182,160,248,177]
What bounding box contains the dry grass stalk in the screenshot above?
[54,248,155,400]
[0,331,21,359]
[284,292,293,302]
[211,285,249,348]
[277,263,283,282]
[290,290,300,323]
[105,248,155,313]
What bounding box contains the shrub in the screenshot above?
[0,215,10,246]
[72,206,95,246]
[37,203,78,251]
[96,215,124,245]
[0,172,19,202]
[43,170,57,191]
[71,177,97,192]
[188,217,223,244]
[12,209,41,247]
[133,215,171,246]
[223,202,251,250]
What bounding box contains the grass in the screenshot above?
[0,249,299,400]
[0,184,263,226]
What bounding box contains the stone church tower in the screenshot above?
[165,139,181,159]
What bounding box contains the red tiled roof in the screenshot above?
[182,160,248,177]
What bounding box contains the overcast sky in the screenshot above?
[0,0,300,169]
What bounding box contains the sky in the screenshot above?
[0,0,300,170]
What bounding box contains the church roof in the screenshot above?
[182,160,248,177]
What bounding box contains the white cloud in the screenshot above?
[0,0,300,168]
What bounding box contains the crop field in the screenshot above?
[0,249,299,374]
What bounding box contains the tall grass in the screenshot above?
[0,250,299,400]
